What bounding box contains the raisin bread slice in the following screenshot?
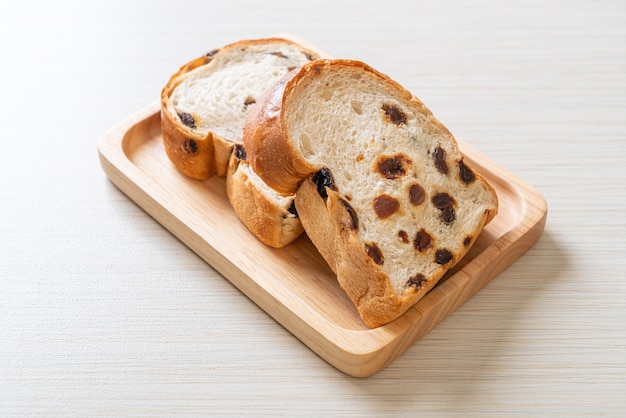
[226,144,304,248]
[161,37,318,179]
[243,59,498,327]
[160,37,319,247]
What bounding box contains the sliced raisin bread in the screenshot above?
[243,59,498,327]
[160,38,319,247]
[161,37,318,179]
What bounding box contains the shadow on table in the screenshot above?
[339,229,569,407]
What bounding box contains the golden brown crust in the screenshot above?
[244,59,418,194]
[243,73,318,195]
[299,175,495,327]
[160,54,219,180]
[226,152,304,248]
[160,108,216,180]
[248,59,498,327]
[214,137,235,178]
[161,38,321,180]
[296,178,445,327]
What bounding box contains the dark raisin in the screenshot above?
[206,49,220,57]
[182,139,198,155]
[365,243,384,265]
[398,230,409,243]
[234,143,247,160]
[304,52,315,61]
[409,184,425,206]
[435,249,453,265]
[458,159,476,183]
[431,192,455,210]
[433,146,448,174]
[407,274,427,289]
[463,236,472,247]
[373,195,400,219]
[287,66,296,72]
[340,198,359,230]
[376,154,411,179]
[432,192,456,223]
[382,104,406,125]
[269,51,289,59]
[312,167,335,199]
[178,112,196,129]
[287,201,298,217]
[413,228,433,252]
[244,97,256,107]
[441,206,456,223]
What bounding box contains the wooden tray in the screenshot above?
[98,100,547,377]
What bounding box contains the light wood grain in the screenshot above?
[98,95,546,376]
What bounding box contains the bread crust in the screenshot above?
[161,38,319,180]
[160,37,320,247]
[161,54,219,179]
[226,152,304,248]
[245,60,420,193]
[296,177,448,327]
[244,59,498,327]
[243,72,317,194]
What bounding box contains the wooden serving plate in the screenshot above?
[98,101,546,377]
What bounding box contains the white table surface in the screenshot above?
[1,0,625,416]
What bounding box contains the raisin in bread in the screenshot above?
[161,37,318,179]
[243,59,498,327]
[226,144,304,248]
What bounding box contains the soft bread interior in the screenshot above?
[284,62,497,296]
[169,42,314,142]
